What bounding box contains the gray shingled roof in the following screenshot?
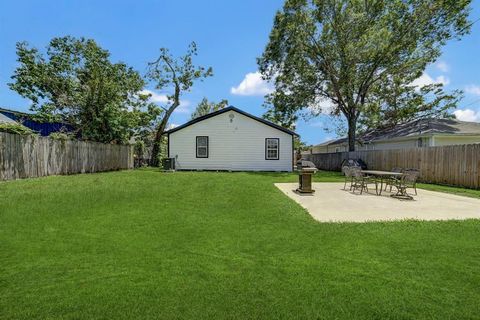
[315,137,348,147]
[0,112,17,124]
[316,118,480,147]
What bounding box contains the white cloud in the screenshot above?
[435,75,450,86]
[465,85,480,96]
[140,89,191,113]
[166,123,179,130]
[412,72,450,88]
[140,89,169,103]
[454,109,480,122]
[230,71,273,96]
[435,61,449,72]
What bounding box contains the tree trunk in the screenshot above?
[347,116,356,152]
[149,119,167,167]
[150,101,179,167]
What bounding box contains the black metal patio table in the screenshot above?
[361,170,404,196]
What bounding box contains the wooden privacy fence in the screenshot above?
[303,144,480,189]
[0,132,134,181]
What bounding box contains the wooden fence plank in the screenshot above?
[0,132,133,181]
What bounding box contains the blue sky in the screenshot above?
[1,0,479,145]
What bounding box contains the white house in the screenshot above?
[166,106,297,171]
[308,118,480,154]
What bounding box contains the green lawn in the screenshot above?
[417,182,480,199]
[1,169,480,319]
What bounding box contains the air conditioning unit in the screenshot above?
[162,158,176,170]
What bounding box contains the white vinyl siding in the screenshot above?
[432,135,480,146]
[313,139,423,153]
[169,110,293,171]
[372,139,422,150]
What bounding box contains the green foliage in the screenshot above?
[263,106,298,131]
[262,109,308,158]
[48,131,74,141]
[146,42,213,166]
[147,42,213,95]
[190,98,228,120]
[9,36,161,144]
[0,123,35,135]
[358,78,462,131]
[158,136,169,168]
[258,0,472,150]
[294,137,309,151]
[134,140,146,158]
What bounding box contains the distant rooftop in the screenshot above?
[0,107,74,136]
[0,112,18,124]
[315,118,480,147]
[0,107,32,116]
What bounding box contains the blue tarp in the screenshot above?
[0,109,74,136]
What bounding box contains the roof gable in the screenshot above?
[165,106,298,136]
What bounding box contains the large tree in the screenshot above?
[190,98,228,120]
[258,0,471,151]
[146,42,213,166]
[9,36,160,144]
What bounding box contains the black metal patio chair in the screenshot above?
[350,167,378,195]
[384,167,403,192]
[342,165,355,190]
[391,169,420,199]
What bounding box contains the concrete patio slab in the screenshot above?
[275,182,480,223]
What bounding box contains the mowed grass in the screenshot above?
[418,182,480,199]
[1,169,480,319]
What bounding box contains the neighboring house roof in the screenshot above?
[0,112,18,124]
[314,118,480,147]
[0,107,74,136]
[315,137,348,147]
[363,118,480,140]
[165,106,299,136]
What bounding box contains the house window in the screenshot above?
[196,136,208,158]
[265,138,279,160]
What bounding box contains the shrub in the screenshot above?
[48,132,74,141]
[0,123,35,135]
[134,140,146,158]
